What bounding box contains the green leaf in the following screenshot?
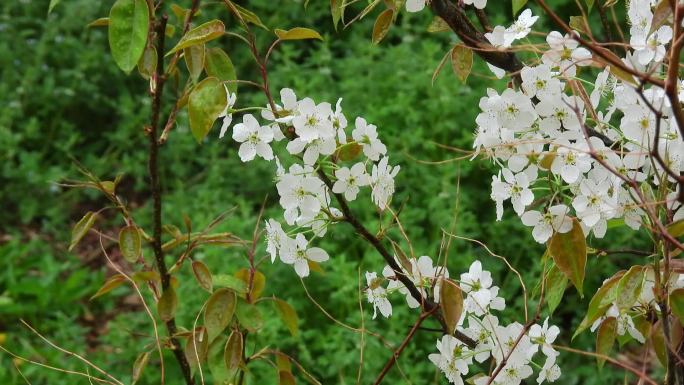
[450,45,473,83]
[548,218,586,296]
[119,225,142,263]
[137,45,157,79]
[204,288,237,341]
[87,17,110,28]
[427,16,449,33]
[512,0,528,15]
[545,264,568,314]
[184,44,205,83]
[192,260,213,293]
[185,327,209,369]
[224,330,243,370]
[157,287,177,322]
[275,352,292,372]
[235,269,265,300]
[569,16,589,35]
[90,274,126,300]
[668,219,684,238]
[108,0,149,73]
[235,298,264,332]
[213,274,248,293]
[331,0,344,30]
[615,265,645,311]
[167,20,225,56]
[275,27,323,41]
[574,270,625,338]
[372,9,393,44]
[69,211,98,252]
[188,77,227,143]
[204,48,237,94]
[274,298,299,337]
[584,0,595,11]
[670,288,684,325]
[279,371,296,385]
[48,0,61,14]
[208,335,238,384]
[440,278,464,335]
[595,317,616,369]
[131,351,150,385]
[225,1,267,29]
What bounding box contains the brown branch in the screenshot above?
[148,15,195,385]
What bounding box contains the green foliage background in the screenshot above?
[0,0,650,384]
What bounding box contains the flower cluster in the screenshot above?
[471,7,683,244]
[226,88,400,278]
[366,259,562,385]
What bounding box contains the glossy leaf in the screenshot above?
[275,27,323,41]
[131,351,150,384]
[213,274,248,293]
[615,265,644,311]
[548,218,586,296]
[512,0,528,14]
[184,44,205,83]
[595,317,616,369]
[167,20,225,56]
[119,225,142,263]
[204,47,237,94]
[372,9,393,44]
[440,278,463,335]
[235,299,264,332]
[574,270,625,338]
[90,274,126,300]
[69,211,97,252]
[274,298,299,336]
[188,77,227,143]
[670,288,684,324]
[450,45,473,83]
[185,327,209,369]
[224,330,243,370]
[192,260,213,293]
[205,288,237,341]
[108,0,149,73]
[235,269,265,300]
[157,287,177,322]
[545,264,568,314]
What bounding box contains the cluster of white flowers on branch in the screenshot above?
[226,88,400,278]
[367,259,562,385]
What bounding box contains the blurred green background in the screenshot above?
[0,0,651,384]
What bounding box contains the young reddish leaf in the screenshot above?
[224,330,243,370]
[108,0,149,73]
[450,45,473,83]
[274,298,299,337]
[235,269,265,300]
[372,9,394,44]
[185,327,209,369]
[192,260,213,293]
[279,371,296,385]
[545,264,568,314]
[670,288,684,324]
[184,44,205,83]
[204,48,237,94]
[167,20,225,55]
[235,298,264,332]
[548,218,586,296]
[157,287,178,322]
[69,211,98,252]
[188,77,227,143]
[595,317,616,369]
[204,288,237,341]
[90,274,126,300]
[335,142,362,161]
[275,27,323,41]
[225,1,268,29]
[650,0,672,35]
[131,351,150,385]
[615,265,645,311]
[275,352,292,372]
[574,270,625,338]
[440,278,464,335]
[119,225,142,263]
